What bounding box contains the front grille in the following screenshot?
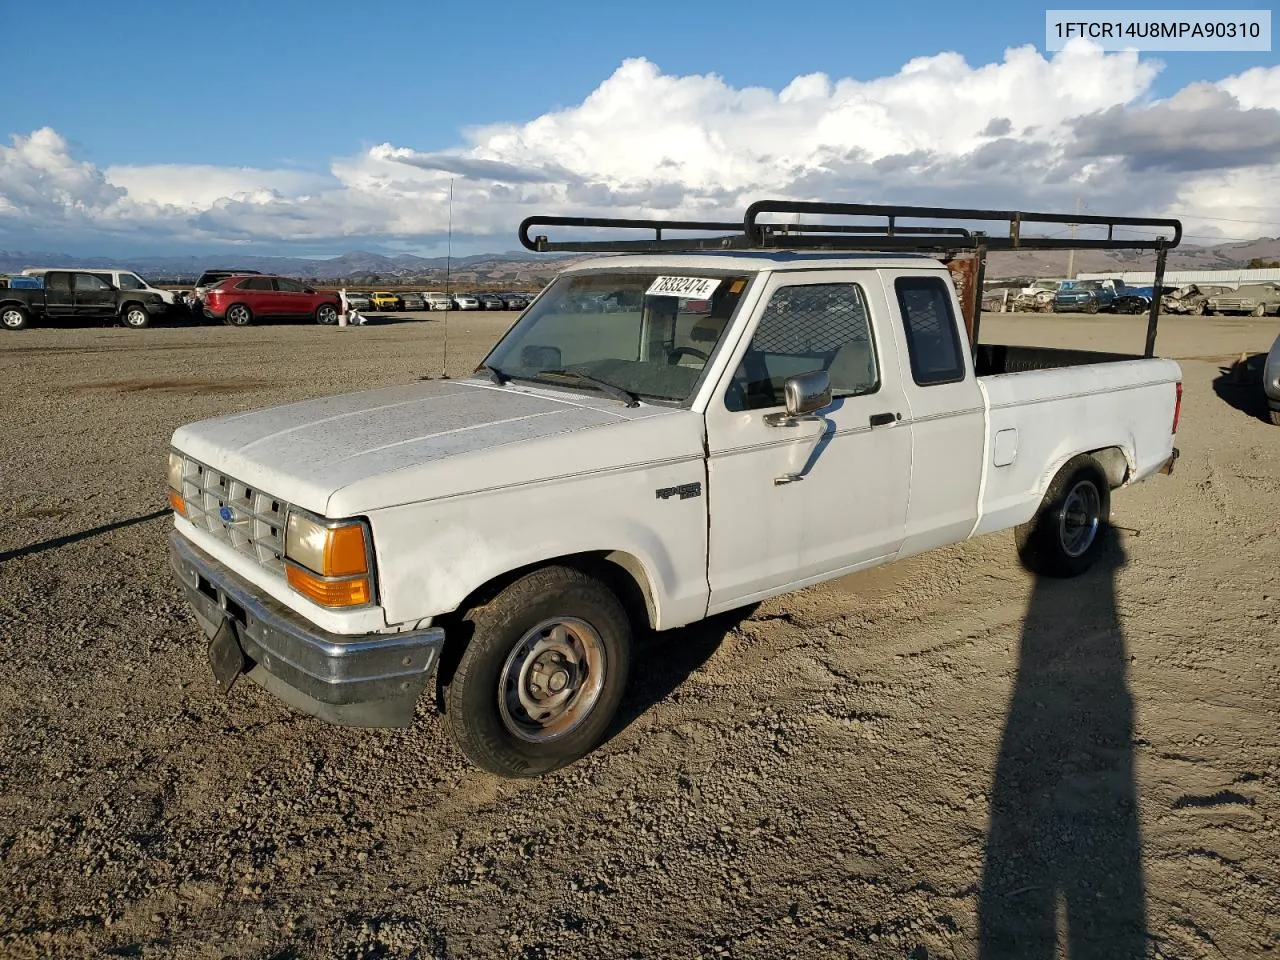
[178,455,288,574]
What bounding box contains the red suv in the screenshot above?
[203,275,341,326]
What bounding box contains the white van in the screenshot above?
[22,267,177,305]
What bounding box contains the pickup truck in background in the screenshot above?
[166,202,1183,778]
[1,269,169,330]
[1053,278,1125,313]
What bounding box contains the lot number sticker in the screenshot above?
[646,276,720,299]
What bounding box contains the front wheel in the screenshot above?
[1015,456,1111,578]
[1,305,31,330]
[443,565,632,777]
[1086,300,1099,314]
[122,304,151,328]
[315,303,339,325]
[224,304,253,326]
[1253,304,1266,317]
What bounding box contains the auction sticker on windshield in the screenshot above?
[646,276,721,299]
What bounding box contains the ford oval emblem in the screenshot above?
[219,505,234,522]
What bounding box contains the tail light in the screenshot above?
[1172,381,1182,434]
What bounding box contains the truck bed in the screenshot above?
[974,343,1143,376]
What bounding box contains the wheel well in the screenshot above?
[431,551,657,712]
[1086,446,1132,488]
[121,300,146,314]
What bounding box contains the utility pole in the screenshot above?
[1065,195,1080,278]
[441,178,454,379]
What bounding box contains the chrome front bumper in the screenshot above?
[169,532,444,727]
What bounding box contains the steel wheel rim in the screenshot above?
[498,617,607,743]
[228,306,249,325]
[1,309,24,328]
[1060,479,1101,557]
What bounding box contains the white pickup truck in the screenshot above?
[166,202,1183,778]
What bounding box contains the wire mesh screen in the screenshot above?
[751,284,871,353]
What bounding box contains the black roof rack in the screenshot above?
[518,200,1181,254]
[517,199,1182,359]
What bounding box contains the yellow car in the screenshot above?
[370,291,402,311]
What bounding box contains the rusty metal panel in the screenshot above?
[945,254,981,343]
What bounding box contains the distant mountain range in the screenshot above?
[1,237,1276,282]
[0,249,582,283]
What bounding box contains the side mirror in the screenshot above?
[765,370,831,426]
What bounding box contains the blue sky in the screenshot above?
[2,0,1278,256]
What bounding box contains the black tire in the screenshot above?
[121,302,151,329]
[1086,299,1099,314]
[1015,455,1111,578]
[1,305,31,331]
[443,565,632,778]
[224,303,253,327]
[315,303,339,325]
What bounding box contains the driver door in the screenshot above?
[705,273,913,612]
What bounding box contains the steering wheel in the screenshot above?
[667,345,710,365]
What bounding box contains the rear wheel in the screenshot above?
[224,303,253,326]
[315,303,339,325]
[121,303,151,328]
[1,305,30,330]
[443,565,632,778]
[1015,456,1111,578]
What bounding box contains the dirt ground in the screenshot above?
[0,309,1277,959]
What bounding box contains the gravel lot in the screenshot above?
[1,309,1277,959]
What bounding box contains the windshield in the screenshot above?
[483,271,751,404]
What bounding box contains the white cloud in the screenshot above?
[2,46,1279,253]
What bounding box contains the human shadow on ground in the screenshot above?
[979,538,1147,959]
[1212,352,1270,423]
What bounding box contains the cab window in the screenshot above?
[725,283,879,412]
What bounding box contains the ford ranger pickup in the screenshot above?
[166,201,1183,778]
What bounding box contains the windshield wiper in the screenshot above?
[478,362,509,385]
[533,369,640,407]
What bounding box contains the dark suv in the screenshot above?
[203,275,341,326]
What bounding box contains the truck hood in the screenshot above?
[171,377,695,516]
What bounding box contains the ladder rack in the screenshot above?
[515,200,1183,356]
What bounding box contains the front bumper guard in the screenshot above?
[170,532,444,727]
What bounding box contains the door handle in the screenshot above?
[869,412,900,427]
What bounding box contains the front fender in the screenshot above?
[367,462,710,632]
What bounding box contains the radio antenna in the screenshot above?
[441,178,453,379]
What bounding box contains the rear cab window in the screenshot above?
[894,275,968,386]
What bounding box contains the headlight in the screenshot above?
[167,451,186,515]
[284,510,373,607]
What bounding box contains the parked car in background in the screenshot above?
[1113,285,1177,314]
[203,275,341,326]
[344,292,373,312]
[371,292,403,312]
[1204,282,1280,317]
[1,269,168,330]
[1161,283,1234,315]
[474,292,506,311]
[193,269,263,304]
[452,293,480,310]
[1265,333,1280,425]
[499,292,530,310]
[23,267,179,306]
[1053,279,1124,314]
[423,291,453,311]
[1012,278,1064,312]
[400,292,426,311]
